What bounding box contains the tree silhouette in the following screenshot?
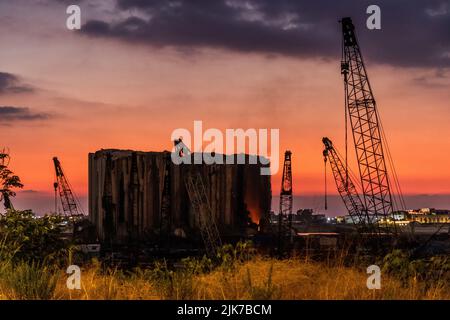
[0,150,23,211]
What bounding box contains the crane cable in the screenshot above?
[324,154,328,210]
[377,110,406,211]
[344,78,349,190]
[342,38,349,190]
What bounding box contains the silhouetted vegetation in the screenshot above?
[0,210,71,264]
[0,240,449,300]
[0,151,23,211]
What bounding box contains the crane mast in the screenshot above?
[322,137,371,227]
[341,17,394,227]
[279,151,293,229]
[53,157,83,218]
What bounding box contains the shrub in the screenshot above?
[382,249,450,289]
[0,210,71,264]
[216,240,256,271]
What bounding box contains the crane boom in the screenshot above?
[341,17,394,228]
[53,157,83,218]
[323,137,371,226]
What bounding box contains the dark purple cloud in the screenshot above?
[0,72,34,94]
[79,0,450,68]
[0,106,51,124]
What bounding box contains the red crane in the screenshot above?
[53,157,84,218]
[279,150,293,226]
[278,151,293,250]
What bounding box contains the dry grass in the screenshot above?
[191,258,450,300]
[54,266,159,300]
[1,256,448,300]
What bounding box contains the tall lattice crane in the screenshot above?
[340,17,397,231]
[323,137,372,227]
[53,157,84,218]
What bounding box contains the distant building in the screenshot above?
[343,215,381,224]
[333,208,450,225]
[392,211,406,221]
[335,216,345,224]
[407,208,450,224]
[293,209,326,224]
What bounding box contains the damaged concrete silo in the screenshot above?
[88,149,271,246]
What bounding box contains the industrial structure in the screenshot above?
[279,151,293,225]
[88,149,271,249]
[53,157,84,218]
[323,17,402,235]
[322,137,368,227]
[184,168,222,257]
[278,151,293,250]
[31,17,446,259]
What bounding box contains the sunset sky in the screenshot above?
[1,0,449,215]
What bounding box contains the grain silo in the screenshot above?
[88,149,271,246]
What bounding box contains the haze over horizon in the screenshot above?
[12,191,450,218]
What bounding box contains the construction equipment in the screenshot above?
[184,168,222,258]
[323,137,370,227]
[174,139,222,258]
[279,151,293,245]
[340,17,399,232]
[53,157,84,218]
